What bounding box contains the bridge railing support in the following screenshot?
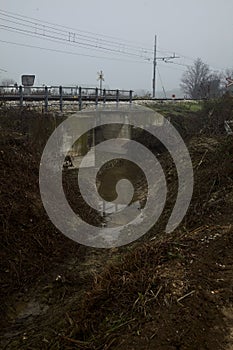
[44,86,48,113]
[19,85,23,107]
[116,89,119,106]
[95,88,98,108]
[78,86,82,111]
[103,89,106,104]
[59,85,63,112]
[129,90,133,104]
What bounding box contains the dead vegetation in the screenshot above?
[0,107,101,318]
[59,133,233,349]
[0,98,233,349]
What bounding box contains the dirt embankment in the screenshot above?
[58,134,233,350]
[0,99,233,349]
[0,109,83,309]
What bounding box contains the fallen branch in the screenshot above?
[177,290,195,303]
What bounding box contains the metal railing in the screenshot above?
[0,85,134,112]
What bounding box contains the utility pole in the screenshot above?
[152,35,179,98]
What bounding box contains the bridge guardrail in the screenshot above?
[0,85,133,112]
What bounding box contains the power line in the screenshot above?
[3,7,227,72]
[0,38,188,74]
[1,25,132,58]
[164,61,190,68]
[0,38,152,64]
[1,8,206,73]
[0,8,184,57]
[166,59,230,73]
[0,9,155,55]
[0,22,152,60]
[1,9,207,90]
[0,9,145,45]
[0,24,149,60]
[0,14,141,53]
[158,64,186,72]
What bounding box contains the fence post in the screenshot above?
[59,85,63,112]
[95,88,98,108]
[78,86,82,111]
[103,89,106,104]
[116,89,119,106]
[44,86,48,113]
[129,90,133,104]
[19,85,23,107]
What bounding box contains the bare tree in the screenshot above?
[180,58,210,99]
[206,72,223,98]
[224,68,233,80]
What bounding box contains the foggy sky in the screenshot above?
[0,0,233,94]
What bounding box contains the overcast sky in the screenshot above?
[0,0,233,95]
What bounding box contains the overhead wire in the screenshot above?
[0,39,152,64]
[0,37,188,73]
[0,23,151,60]
[1,8,212,74]
[0,8,190,57]
[0,9,155,55]
[0,14,148,54]
[2,8,229,72]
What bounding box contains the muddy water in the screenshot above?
[68,158,147,226]
[96,161,146,228]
